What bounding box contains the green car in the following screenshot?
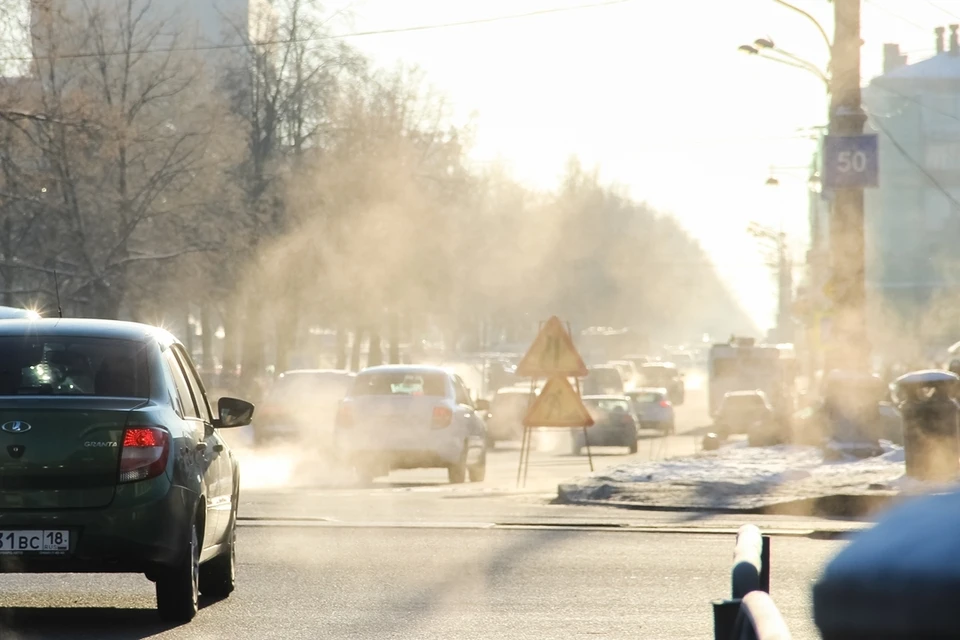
[0,319,254,622]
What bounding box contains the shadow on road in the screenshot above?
[370,481,452,490]
[0,606,175,639]
[335,528,578,636]
[0,597,226,639]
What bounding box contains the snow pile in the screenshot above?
[596,441,904,486]
[558,440,918,510]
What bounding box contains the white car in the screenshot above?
[334,365,488,484]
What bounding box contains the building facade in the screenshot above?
[30,0,273,70]
[861,28,960,355]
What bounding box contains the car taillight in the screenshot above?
[335,404,354,428]
[432,406,453,429]
[119,426,170,483]
[660,400,672,408]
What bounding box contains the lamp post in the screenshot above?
[739,0,869,373]
[755,165,817,344]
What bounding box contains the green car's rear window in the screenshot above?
[0,337,150,397]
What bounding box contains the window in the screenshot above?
[174,346,212,423]
[594,399,630,413]
[270,372,354,402]
[0,336,149,397]
[454,377,472,406]
[163,349,198,419]
[351,371,448,397]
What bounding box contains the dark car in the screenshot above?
[0,305,40,320]
[253,369,355,449]
[0,319,254,622]
[581,366,625,396]
[485,386,536,445]
[792,370,899,452]
[570,395,638,455]
[638,362,685,405]
[713,390,775,441]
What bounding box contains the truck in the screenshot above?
[707,337,797,419]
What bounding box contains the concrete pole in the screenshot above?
[826,0,870,373]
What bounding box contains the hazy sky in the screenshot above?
[336,0,951,332]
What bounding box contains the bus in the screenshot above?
[708,337,797,417]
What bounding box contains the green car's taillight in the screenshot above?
[119,425,170,483]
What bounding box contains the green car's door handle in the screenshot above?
[213,444,224,453]
[196,442,208,452]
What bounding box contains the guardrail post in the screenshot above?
[732,524,763,599]
[713,526,789,640]
[712,598,742,640]
[759,535,770,593]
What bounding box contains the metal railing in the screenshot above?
[712,525,792,640]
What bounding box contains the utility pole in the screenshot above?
[826,0,869,372]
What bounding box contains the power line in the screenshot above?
[924,0,960,21]
[0,0,634,63]
[871,115,960,211]
[872,83,960,123]
[864,0,930,33]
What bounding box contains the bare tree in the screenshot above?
[1,0,235,318]
[215,0,363,382]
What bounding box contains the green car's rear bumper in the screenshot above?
[0,479,197,574]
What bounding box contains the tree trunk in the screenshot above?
[335,326,347,370]
[93,281,122,320]
[367,329,383,367]
[274,294,300,375]
[241,294,264,390]
[221,300,239,378]
[183,306,195,358]
[200,303,214,373]
[0,219,12,307]
[349,327,364,372]
[388,312,400,364]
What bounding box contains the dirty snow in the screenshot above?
[595,440,904,486]
[557,440,916,510]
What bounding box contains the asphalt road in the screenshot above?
[230,369,715,495]
[0,524,844,640]
[0,372,859,639]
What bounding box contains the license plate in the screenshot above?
[0,530,70,554]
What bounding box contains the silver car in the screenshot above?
[627,387,676,434]
[334,365,488,484]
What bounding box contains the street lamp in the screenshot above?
[741,0,871,375]
[763,168,822,192]
[771,0,832,55]
[737,38,830,89]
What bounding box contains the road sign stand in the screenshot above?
[514,318,594,488]
[578,375,594,473]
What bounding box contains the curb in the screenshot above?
[554,488,902,519]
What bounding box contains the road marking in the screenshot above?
[236,518,868,537]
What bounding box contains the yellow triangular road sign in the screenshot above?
[523,375,594,428]
[516,316,588,378]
